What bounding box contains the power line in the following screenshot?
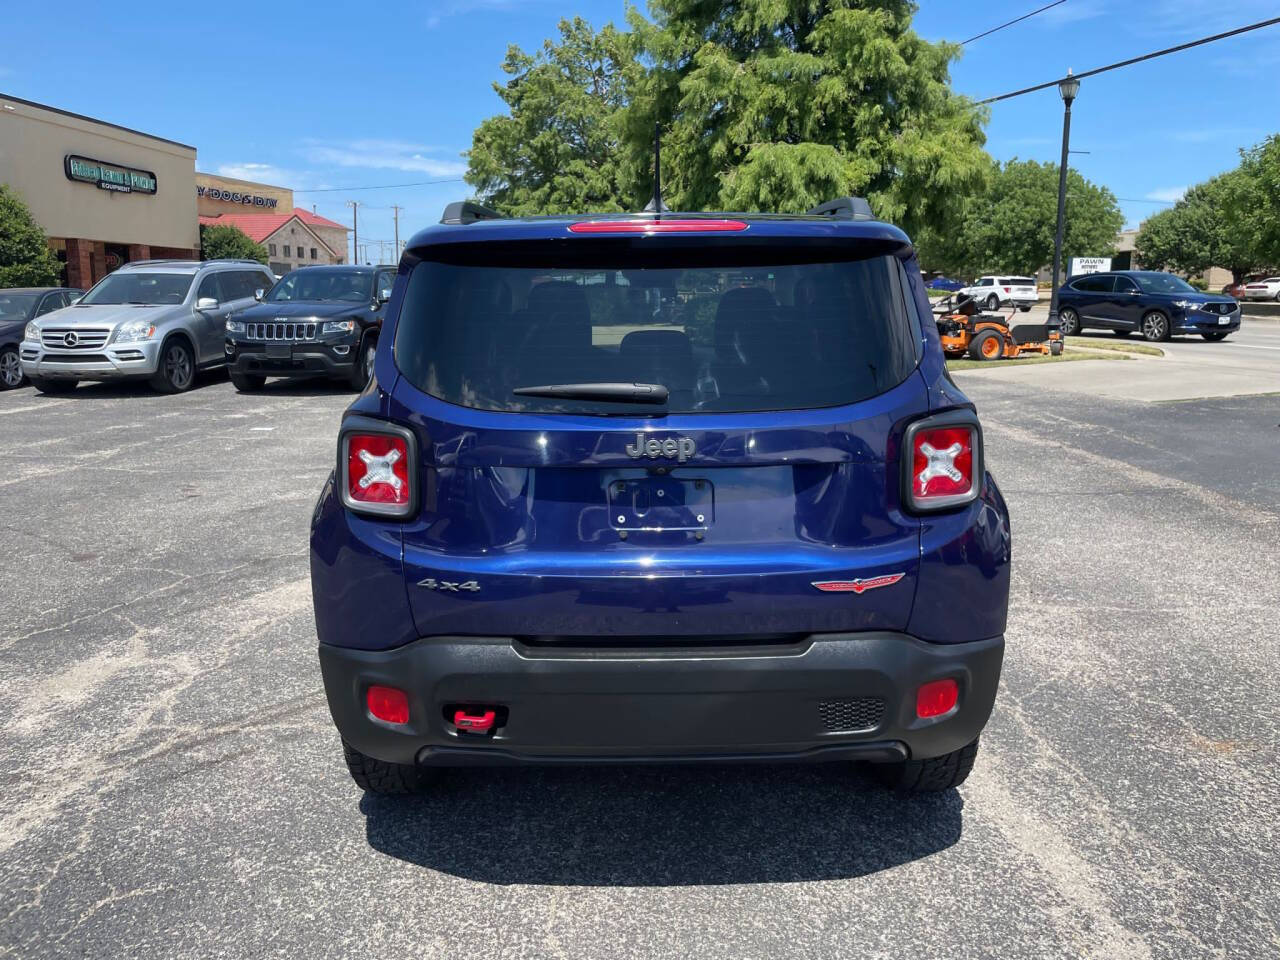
[961,0,1066,45]
[978,15,1280,104]
[294,177,464,194]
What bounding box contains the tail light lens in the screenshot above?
[916,678,959,718]
[903,415,982,513]
[338,417,417,518]
[367,685,410,724]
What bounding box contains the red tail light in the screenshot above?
[1002,286,1011,294]
[903,416,981,512]
[568,219,748,234]
[339,419,416,518]
[367,685,410,724]
[916,678,959,718]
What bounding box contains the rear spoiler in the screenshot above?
[806,197,874,221]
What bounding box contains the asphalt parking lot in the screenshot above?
[2,363,1278,959]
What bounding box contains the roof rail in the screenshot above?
[202,258,274,266]
[807,197,874,221]
[124,258,201,267]
[441,201,504,225]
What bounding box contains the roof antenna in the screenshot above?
[643,122,669,214]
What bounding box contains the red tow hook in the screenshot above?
[453,709,497,734]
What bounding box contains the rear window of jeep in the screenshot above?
[394,244,919,415]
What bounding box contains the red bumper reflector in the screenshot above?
[568,219,748,234]
[916,678,959,719]
[454,709,497,734]
[367,685,410,724]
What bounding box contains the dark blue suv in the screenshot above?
[311,198,1010,795]
[1056,270,1240,341]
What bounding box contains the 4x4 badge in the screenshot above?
[626,433,696,462]
[417,577,481,593]
[811,574,905,594]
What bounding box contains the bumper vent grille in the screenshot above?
[818,698,886,732]
[245,322,318,341]
[1204,302,1236,316]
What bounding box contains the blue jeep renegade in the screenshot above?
[310,197,1010,794]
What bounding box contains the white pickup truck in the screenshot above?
[958,276,1041,311]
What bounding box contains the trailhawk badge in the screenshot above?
[626,433,695,463]
[811,574,906,594]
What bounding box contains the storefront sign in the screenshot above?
[64,155,157,195]
[1069,257,1111,276]
[197,185,278,208]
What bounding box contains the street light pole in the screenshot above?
[1048,69,1080,331]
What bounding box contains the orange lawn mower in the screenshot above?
[933,293,1063,361]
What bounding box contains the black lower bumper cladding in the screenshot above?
[318,632,1004,766]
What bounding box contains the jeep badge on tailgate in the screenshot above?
[626,434,696,462]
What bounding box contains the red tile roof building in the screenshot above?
[198,208,349,274]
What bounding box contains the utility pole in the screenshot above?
[346,201,360,265]
[1049,66,1080,330]
[391,205,403,260]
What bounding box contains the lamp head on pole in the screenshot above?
[1058,68,1080,105]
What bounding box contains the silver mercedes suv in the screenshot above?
[20,259,275,394]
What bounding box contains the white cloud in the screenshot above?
[1145,186,1187,203]
[301,139,466,178]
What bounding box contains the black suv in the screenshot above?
[224,265,396,391]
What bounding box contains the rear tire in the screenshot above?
[968,329,1004,361]
[230,371,265,392]
[1049,339,1064,356]
[0,346,25,389]
[985,294,1000,311]
[29,376,77,394]
[342,739,434,795]
[1201,331,1228,341]
[874,739,980,793]
[1058,307,1080,336]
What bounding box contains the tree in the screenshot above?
[0,184,61,287]
[1232,134,1280,267]
[1136,172,1262,283]
[623,0,991,237]
[918,159,1123,278]
[200,223,268,264]
[465,17,636,215]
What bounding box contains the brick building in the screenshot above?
[0,92,199,288]
[197,209,348,276]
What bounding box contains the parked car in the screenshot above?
[311,197,1011,796]
[20,259,274,394]
[957,275,1039,311]
[223,264,396,392]
[1222,281,1246,299]
[1242,277,1280,301]
[1056,270,1240,341]
[926,276,964,292]
[0,287,82,389]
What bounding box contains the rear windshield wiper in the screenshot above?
[512,382,669,405]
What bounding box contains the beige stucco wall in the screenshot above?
[195,172,293,218]
[265,218,343,272]
[310,224,349,264]
[0,95,197,249]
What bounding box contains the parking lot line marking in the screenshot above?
[250,427,275,431]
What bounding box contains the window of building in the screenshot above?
[269,244,277,256]
[283,245,291,257]
[311,248,317,260]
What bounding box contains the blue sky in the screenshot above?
[2,0,1277,256]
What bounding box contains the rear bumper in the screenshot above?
[318,631,1004,766]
